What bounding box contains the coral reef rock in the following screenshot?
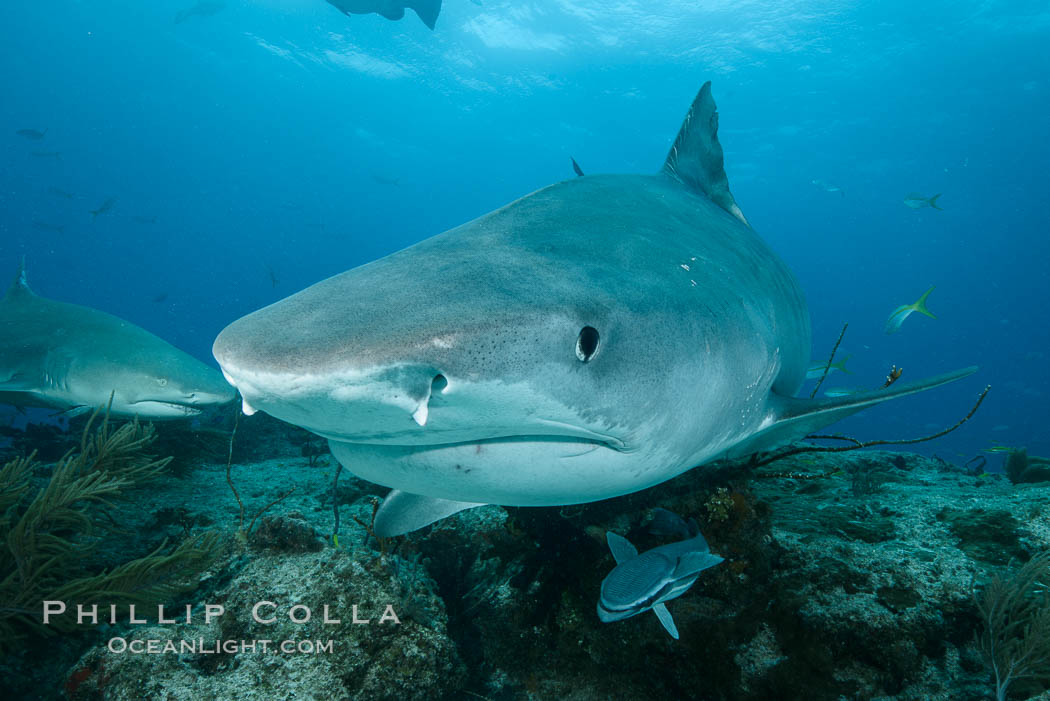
[65,547,465,700]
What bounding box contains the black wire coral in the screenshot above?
[0,406,218,651]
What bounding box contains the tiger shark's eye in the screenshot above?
[575,326,600,363]
[156,378,168,387]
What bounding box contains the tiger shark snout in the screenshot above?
[213,279,630,454]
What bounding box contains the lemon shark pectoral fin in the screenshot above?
[373,489,486,538]
[730,366,979,458]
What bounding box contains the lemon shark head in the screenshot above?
[0,260,235,419]
[213,82,975,536]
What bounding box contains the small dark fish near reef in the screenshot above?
[598,509,723,639]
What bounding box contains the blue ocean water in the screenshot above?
[1,0,1046,462]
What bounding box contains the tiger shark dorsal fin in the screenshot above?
[5,256,34,301]
[373,489,485,538]
[662,81,748,226]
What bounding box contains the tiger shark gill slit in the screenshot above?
[213,82,976,537]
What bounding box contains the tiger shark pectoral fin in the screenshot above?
[653,603,679,640]
[730,365,979,458]
[373,489,486,537]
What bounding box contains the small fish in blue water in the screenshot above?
[372,173,400,186]
[31,151,61,159]
[885,286,936,334]
[132,215,157,224]
[598,510,723,639]
[903,192,942,210]
[806,354,852,380]
[16,128,47,140]
[48,186,74,199]
[983,445,1014,454]
[326,0,441,30]
[811,179,843,197]
[571,157,585,177]
[90,196,117,218]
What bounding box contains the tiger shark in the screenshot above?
[213,82,976,536]
[1,260,235,418]
[326,0,441,30]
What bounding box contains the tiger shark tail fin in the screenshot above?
[407,0,441,29]
[661,82,747,226]
[730,366,978,457]
[928,193,943,210]
[373,489,484,537]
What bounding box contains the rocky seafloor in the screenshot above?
[2,413,1049,700]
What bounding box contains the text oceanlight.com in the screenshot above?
[107,638,335,655]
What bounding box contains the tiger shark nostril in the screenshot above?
[411,374,449,427]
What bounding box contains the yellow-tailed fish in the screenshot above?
[885,286,936,334]
[806,354,852,380]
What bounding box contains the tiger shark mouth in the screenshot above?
[333,432,626,453]
[220,363,628,452]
